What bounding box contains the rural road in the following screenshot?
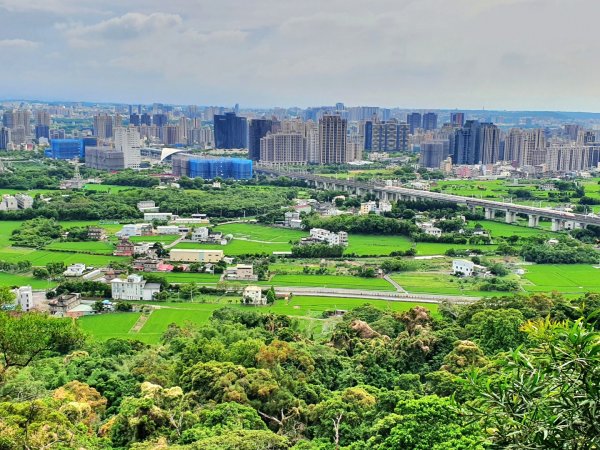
[383,275,407,293]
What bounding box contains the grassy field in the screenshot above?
[83,184,138,192]
[174,240,290,255]
[523,264,600,293]
[415,242,498,255]
[390,272,509,297]
[45,241,115,254]
[0,272,57,288]
[0,249,127,266]
[150,272,221,284]
[346,234,412,255]
[0,220,129,269]
[78,296,439,343]
[78,312,142,340]
[215,223,307,241]
[434,179,551,206]
[468,220,555,238]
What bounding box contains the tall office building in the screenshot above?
[504,128,546,166]
[35,125,50,140]
[479,123,500,164]
[140,113,152,126]
[129,113,141,126]
[93,114,113,140]
[407,112,422,134]
[163,125,179,146]
[451,121,500,165]
[35,110,50,127]
[546,144,591,172]
[422,112,438,131]
[248,118,273,161]
[3,109,31,137]
[451,120,480,165]
[451,112,465,127]
[304,120,320,164]
[419,141,447,168]
[152,113,168,128]
[319,114,348,164]
[177,117,190,144]
[214,112,248,149]
[371,119,409,152]
[114,126,141,169]
[0,127,10,150]
[260,132,307,164]
[363,120,373,151]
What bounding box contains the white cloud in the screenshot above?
[1,0,600,110]
[0,38,38,48]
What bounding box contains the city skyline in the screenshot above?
[2,0,600,111]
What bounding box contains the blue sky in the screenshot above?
[1,0,599,111]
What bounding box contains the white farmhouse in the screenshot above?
[452,259,475,277]
[243,285,266,306]
[111,274,161,301]
[12,286,35,311]
[64,264,86,277]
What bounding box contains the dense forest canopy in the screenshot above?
[0,292,599,449]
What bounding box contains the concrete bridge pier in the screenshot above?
[484,208,495,220]
[505,210,517,224]
[528,214,540,227]
[551,218,565,232]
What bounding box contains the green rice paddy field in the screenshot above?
[78,296,439,343]
[522,264,600,293]
[390,272,508,297]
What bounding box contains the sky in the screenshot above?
[0,0,599,111]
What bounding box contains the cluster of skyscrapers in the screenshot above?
[418,120,600,174]
[3,101,600,177]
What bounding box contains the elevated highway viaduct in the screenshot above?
[257,168,600,231]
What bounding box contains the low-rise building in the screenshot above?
[169,249,224,263]
[87,226,107,241]
[284,211,303,229]
[191,227,209,241]
[452,259,475,276]
[111,274,161,301]
[303,228,349,246]
[134,242,153,256]
[114,237,135,256]
[12,286,34,311]
[378,200,392,213]
[170,217,210,225]
[144,212,173,222]
[48,293,81,317]
[116,223,153,237]
[15,194,33,209]
[242,285,266,305]
[224,264,258,281]
[0,195,18,211]
[418,222,442,237]
[360,201,377,215]
[137,200,158,212]
[156,225,180,235]
[360,200,392,215]
[64,264,86,277]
